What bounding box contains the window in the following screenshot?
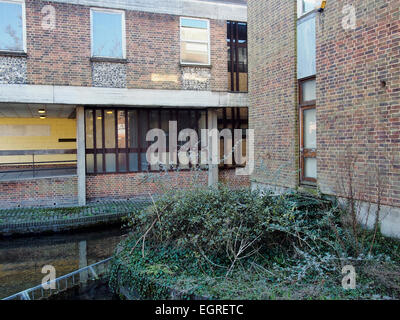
[0,0,26,52]
[85,108,207,174]
[180,17,210,65]
[91,8,125,59]
[299,77,317,183]
[297,0,319,18]
[227,21,248,92]
[217,107,248,168]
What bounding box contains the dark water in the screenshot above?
[0,226,128,299]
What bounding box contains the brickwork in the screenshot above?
[86,171,208,202]
[219,168,250,188]
[248,0,298,189]
[0,176,78,209]
[19,0,229,91]
[316,0,400,207]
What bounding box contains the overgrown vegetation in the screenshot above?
[109,185,400,300]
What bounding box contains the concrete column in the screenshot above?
[207,109,219,186]
[76,106,86,206]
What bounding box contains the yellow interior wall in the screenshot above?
[0,118,77,165]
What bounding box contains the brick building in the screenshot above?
[248,0,400,237]
[0,0,249,208]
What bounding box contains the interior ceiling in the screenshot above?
[0,103,76,119]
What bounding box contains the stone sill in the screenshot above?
[0,51,27,58]
[180,63,212,69]
[90,57,128,64]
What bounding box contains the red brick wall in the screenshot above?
[317,0,400,207]
[24,0,228,91]
[86,170,208,202]
[0,176,78,209]
[248,0,298,189]
[26,0,91,86]
[219,168,250,188]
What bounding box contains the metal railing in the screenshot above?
[2,258,112,301]
[0,149,77,177]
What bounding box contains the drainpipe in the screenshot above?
[76,106,86,206]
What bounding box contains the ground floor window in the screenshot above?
[217,107,248,168]
[299,77,317,183]
[85,108,208,174]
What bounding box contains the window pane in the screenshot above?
[304,157,317,179]
[86,154,94,173]
[92,11,123,58]
[297,16,316,79]
[238,22,247,43]
[96,154,103,173]
[128,110,138,148]
[118,153,127,172]
[140,153,148,171]
[302,79,316,102]
[117,111,126,148]
[104,110,116,148]
[139,110,148,148]
[85,110,94,149]
[181,27,208,42]
[96,110,103,148]
[105,153,116,173]
[181,18,208,29]
[181,42,208,64]
[303,108,316,149]
[129,153,138,172]
[0,2,23,51]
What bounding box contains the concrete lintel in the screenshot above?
[44,0,247,22]
[0,84,248,108]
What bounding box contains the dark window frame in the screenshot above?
[299,76,317,184]
[85,107,207,175]
[217,107,248,169]
[227,21,248,92]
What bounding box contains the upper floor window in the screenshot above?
[0,0,26,52]
[90,8,125,59]
[297,0,319,18]
[227,21,247,92]
[180,17,210,65]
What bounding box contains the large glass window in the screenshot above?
[180,17,210,65]
[299,77,317,183]
[85,108,207,174]
[0,0,25,52]
[227,21,247,92]
[91,8,125,59]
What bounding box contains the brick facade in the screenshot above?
[248,0,400,209]
[21,0,228,91]
[86,170,208,202]
[0,176,78,209]
[218,168,250,188]
[317,0,400,208]
[248,0,298,189]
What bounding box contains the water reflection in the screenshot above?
[0,227,127,299]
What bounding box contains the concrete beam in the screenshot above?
[44,0,247,22]
[207,109,218,187]
[0,84,248,108]
[76,106,86,206]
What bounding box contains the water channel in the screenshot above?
[0,226,127,299]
